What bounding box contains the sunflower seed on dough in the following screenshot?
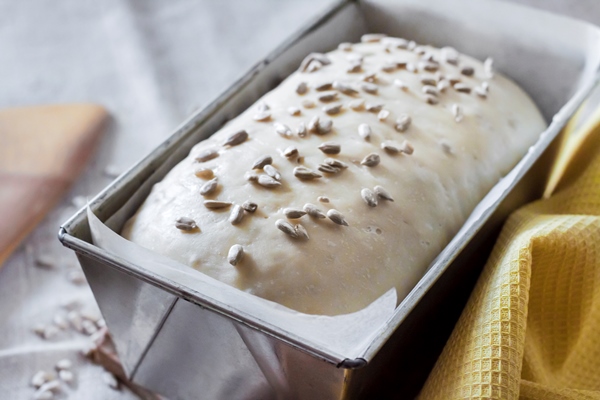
[318,163,340,174]
[296,81,308,95]
[256,101,270,112]
[307,115,320,132]
[382,37,409,49]
[323,104,343,115]
[317,118,333,134]
[394,79,408,91]
[264,164,281,180]
[453,83,471,93]
[425,95,439,105]
[257,174,282,188]
[437,80,450,93]
[318,92,338,103]
[223,130,248,147]
[242,201,257,213]
[452,103,463,122]
[374,185,394,201]
[315,82,333,91]
[406,62,418,73]
[395,114,412,132]
[338,42,352,51]
[299,53,331,72]
[324,158,348,169]
[420,75,437,86]
[294,224,309,240]
[296,123,307,138]
[175,217,197,231]
[347,61,362,73]
[441,46,459,65]
[200,177,218,196]
[361,153,380,167]
[362,82,378,94]
[482,81,490,93]
[381,141,400,154]
[252,155,273,170]
[195,149,219,163]
[318,196,330,203]
[407,40,417,50]
[400,140,414,155]
[227,244,244,266]
[333,81,359,95]
[204,200,232,209]
[461,66,475,76]
[447,75,461,85]
[361,33,386,43]
[194,167,214,179]
[475,86,487,99]
[358,123,372,140]
[422,85,439,96]
[349,99,365,111]
[284,208,307,219]
[441,141,453,154]
[327,209,349,226]
[303,203,326,219]
[229,205,244,225]
[275,123,293,138]
[363,72,377,83]
[253,110,271,122]
[293,166,322,180]
[378,109,390,121]
[419,61,439,72]
[288,106,301,116]
[245,171,259,181]
[413,45,427,55]
[483,57,494,78]
[381,62,397,73]
[361,188,378,207]
[347,53,364,63]
[276,219,299,238]
[318,142,341,155]
[365,103,383,113]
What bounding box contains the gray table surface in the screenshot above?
[1,1,598,399]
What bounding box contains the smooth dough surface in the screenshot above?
[122,37,546,315]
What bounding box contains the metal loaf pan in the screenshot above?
[59,0,600,398]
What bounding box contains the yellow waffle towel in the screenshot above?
[419,102,600,400]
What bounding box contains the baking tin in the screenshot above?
[59,0,600,398]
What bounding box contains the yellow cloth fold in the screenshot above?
[419,102,600,400]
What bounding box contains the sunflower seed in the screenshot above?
[362,82,378,94]
[204,200,232,209]
[303,203,326,219]
[54,360,72,372]
[317,118,333,134]
[293,224,309,239]
[482,81,490,93]
[361,153,380,167]
[323,104,343,115]
[258,174,282,188]
[228,244,244,266]
[452,103,463,122]
[264,164,281,180]
[332,81,358,95]
[483,57,494,78]
[421,61,439,72]
[408,40,417,50]
[316,82,333,91]
[475,86,487,99]
[358,123,372,140]
[283,146,299,159]
[420,75,437,85]
[441,141,453,154]
[318,196,330,203]
[421,52,437,63]
[363,72,377,83]
[194,167,214,179]
[361,33,386,43]
[327,209,349,226]
[253,110,271,121]
[58,370,74,384]
[382,37,409,49]
[378,109,390,121]
[200,177,218,196]
[365,103,383,113]
[301,99,315,109]
[256,101,270,112]
[276,219,299,238]
[195,149,219,163]
[413,45,427,55]
[338,42,353,51]
[288,106,301,116]
[447,75,461,84]
[318,92,338,102]
[275,123,293,138]
[319,142,341,155]
[394,79,408,90]
[425,94,439,105]
[441,46,459,65]
[318,163,340,174]
[307,116,320,132]
[347,53,364,63]
[381,62,397,72]
[461,66,475,76]
[349,99,365,111]
[454,83,471,93]
[242,201,257,213]
[293,166,322,180]
[175,217,197,231]
[299,53,331,72]
[347,61,363,73]
[406,62,418,73]
[296,81,308,94]
[361,188,378,207]
[306,60,322,72]
[437,79,450,92]
[229,205,244,225]
[422,85,439,96]
[284,208,307,219]
[400,140,414,155]
[31,371,54,388]
[252,155,273,170]
[223,130,248,147]
[395,114,412,132]
[374,185,394,201]
[324,158,348,169]
[381,141,400,153]
[296,123,307,138]
[395,59,408,68]
[245,171,259,181]
[33,390,53,400]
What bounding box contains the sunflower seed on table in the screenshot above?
[365,103,383,113]
[318,196,330,203]
[227,244,244,266]
[194,167,214,179]
[276,219,299,238]
[263,164,281,180]
[284,146,299,158]
[223,130,248,147]
[361,188,379,207]
[362,82,378,94]
[374,185,394,201]
[327,209,349,226]
[245,171,259,181]
[441,46,459,65]
[242,201,257,213]
[275,123,293,138]
[395,114,412,132]
[257,174,282,188]
[422,85,439,96]
[318,92,338,102]
[318,142,341,155]
[452,103,463,122]
[378,109,390,121]
[461,66,475,76]
[324,158,348,169]
[338,42,352,51]
[454,83,471,93]
[195,149,219,163]
[283,208,307,219]
[307,116,320,132]
[347,61,362,73]
[400,140,414,155]
[381,141,400,154]
[394,79,408,91]
[200,177,218,196]
[361,153,381,167]
[318,163,340,174]
[484,57,494,78]
[296,123,307,138]
[332,80,358,95]
[229,205,244,225]
[253,110,271,122]
[437,80,450,92]
[175,217,197,231]
[288,106,301,116]
[358,123,372,140]
[323,104,343,115]
[299,53,331,72]
[361,33,386,43]
[252,155,273,170]
[204,200,233,209]
[293,166,322,180]
[349,99,365,111]
[317,118,333,134]
[425,95,439,105]
[296,81,308,95]
[303,203,326,219]
[315,82,333,91]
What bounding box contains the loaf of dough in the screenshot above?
[122,35,546,315]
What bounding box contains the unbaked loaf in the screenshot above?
[122,35,546,315]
